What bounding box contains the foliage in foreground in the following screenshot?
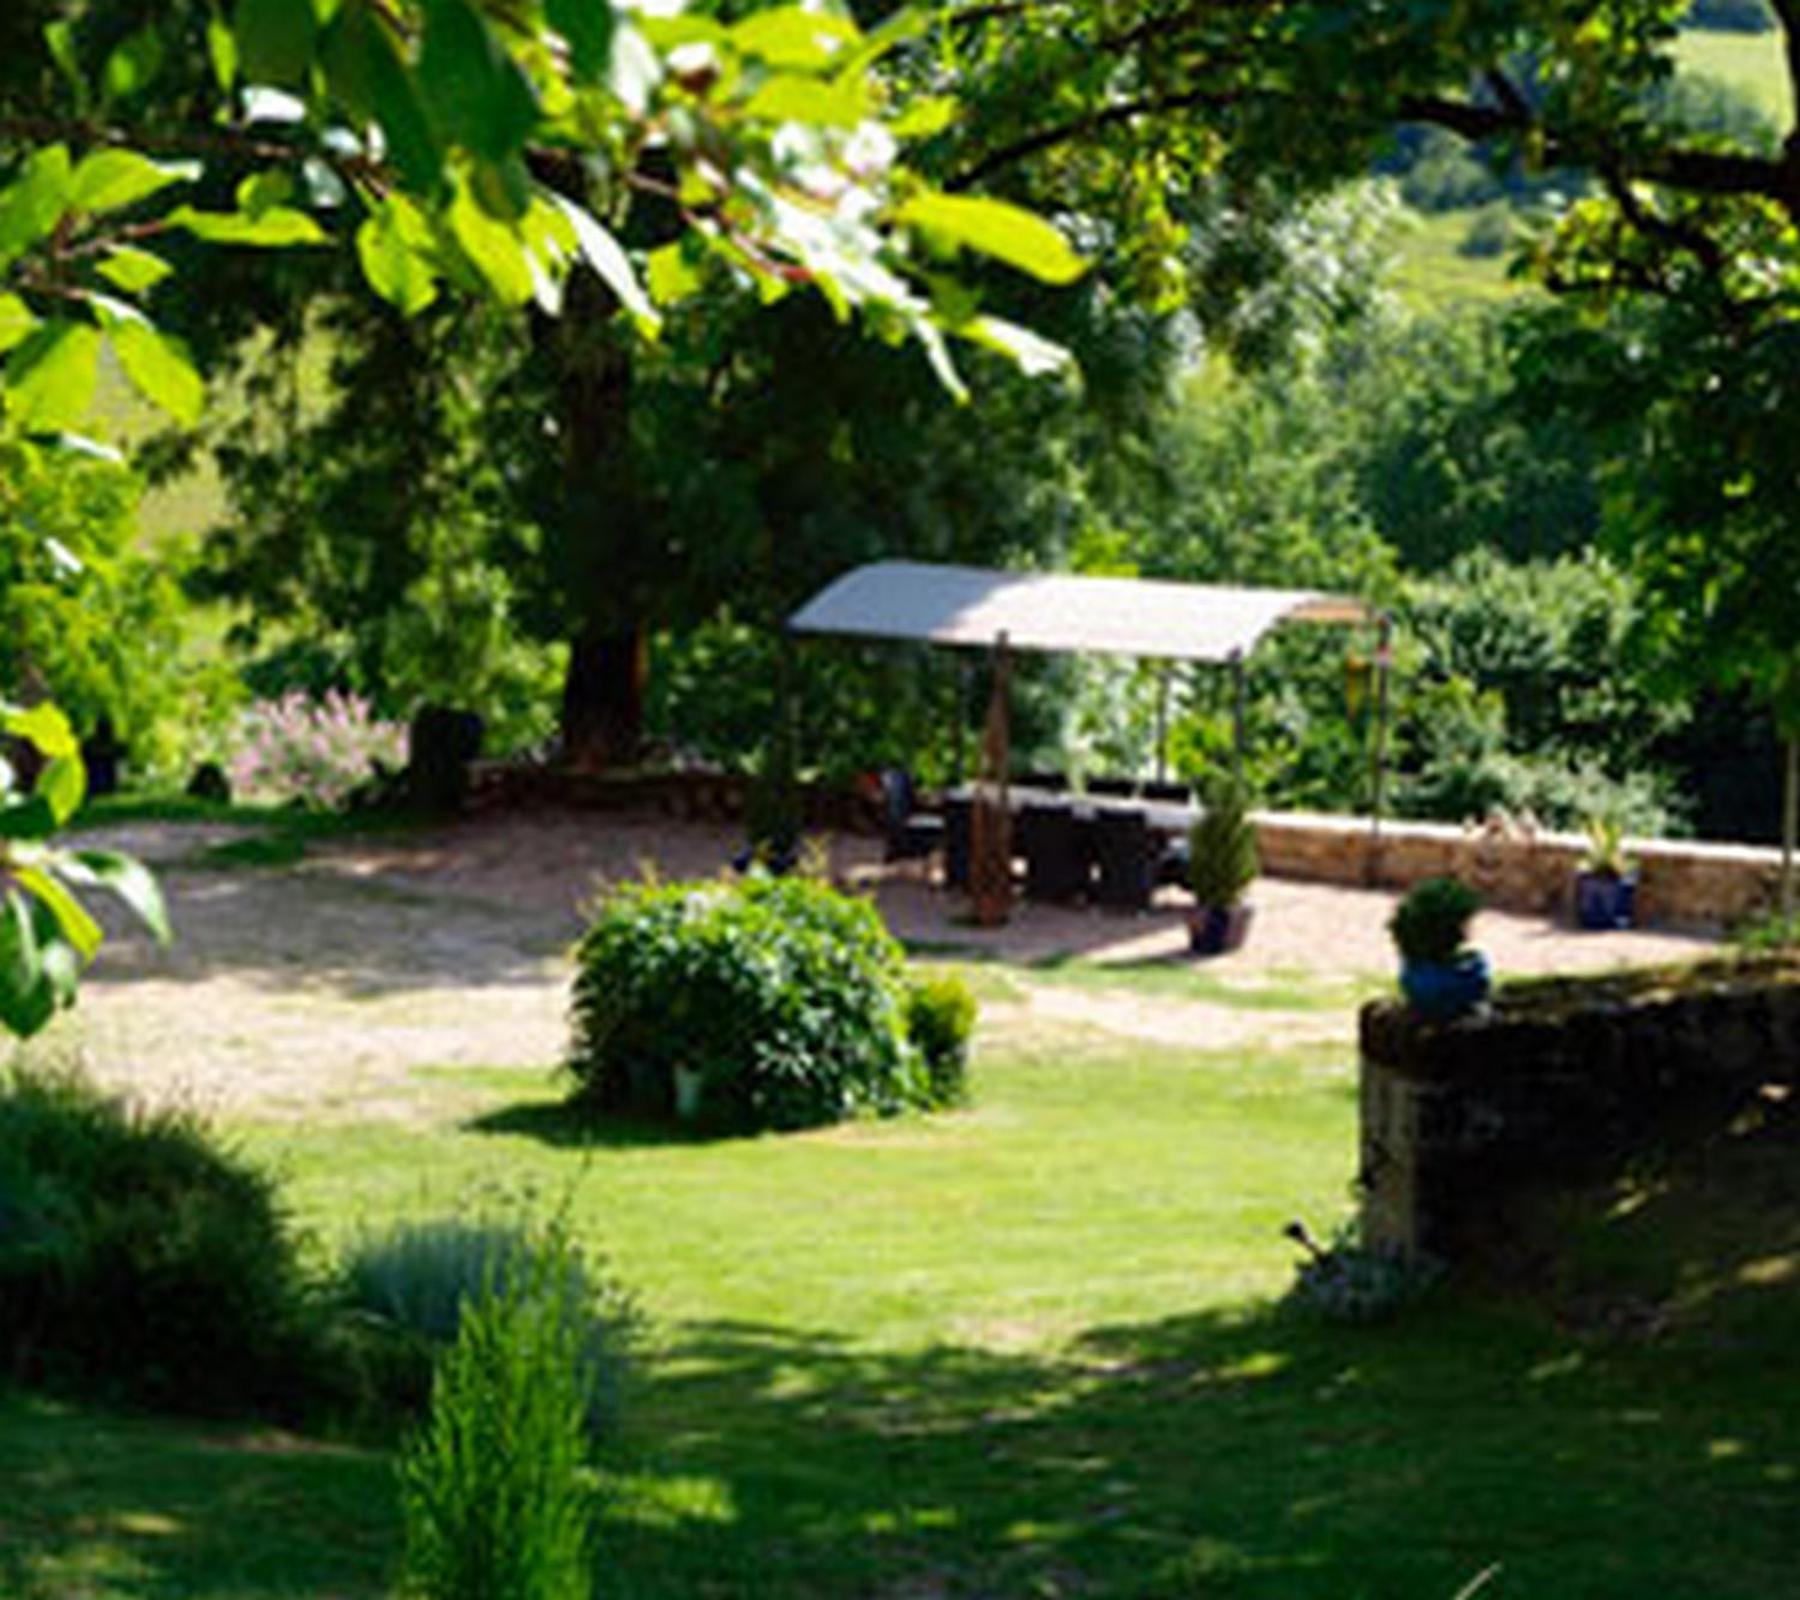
[341,1208,636,1441]
[569,874,973,1132]
[0,1057,316,1414]
[398,1240,596,1600]
[0,705,168,1038]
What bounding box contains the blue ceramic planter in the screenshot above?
[1400,950,1492,1022]
[1575,871,1637,931]
[1188,903,1254,957]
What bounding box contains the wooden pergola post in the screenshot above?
[969,632,1014,927]
[1230,650,1247,776]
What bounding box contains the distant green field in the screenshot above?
[1387,207,1522,312]
[1676,24,1794,130]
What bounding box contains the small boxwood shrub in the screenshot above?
[904,975,977,1107]
[0,1060,319,1415]
[339,1210,636,1440]
[569,874,968,1132]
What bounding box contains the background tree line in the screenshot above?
[6,1,1799,844]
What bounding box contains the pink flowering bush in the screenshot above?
[228,691,406,809]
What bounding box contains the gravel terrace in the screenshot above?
[64,808,1721,1118]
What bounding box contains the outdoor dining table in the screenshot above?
[945,784,1200,838]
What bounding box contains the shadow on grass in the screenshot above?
[463,1097,700,1150]
[0,1396,396,1600]
[602,1287,1800,1600]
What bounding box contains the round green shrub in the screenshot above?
[1389,877,1481,965]
[0,1060,319,1416]
[568,874,958,1132]
[338,1210,636,1439]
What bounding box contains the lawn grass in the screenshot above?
[1387,208,1524,312]
[1676,25,1794,131]
[0,1395,396,1600]
[9,1004,1800,1598]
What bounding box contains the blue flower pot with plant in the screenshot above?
[1390,877,1490,1022]
[1574,816,1638,931]
[1186,770,1259,958]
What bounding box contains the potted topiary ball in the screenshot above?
[1389,876,1490,1021]
[1187,771,1259,956]
[1574,815,1638,931]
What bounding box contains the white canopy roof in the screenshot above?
[789,561,1367,663]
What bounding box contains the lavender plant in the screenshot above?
[227,691,407,810]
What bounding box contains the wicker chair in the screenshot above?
[1090,808,1159,911]
[1019,802,1090,902]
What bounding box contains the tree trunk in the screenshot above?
[545,268,644,768]
[561,625,647,771]
[1782,735,1797,928]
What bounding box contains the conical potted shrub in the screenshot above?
[1390,876,1490,1021]
[1574,815,1638,930]
[1187,771,1259,956]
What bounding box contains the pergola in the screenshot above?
[789,561,1387,918]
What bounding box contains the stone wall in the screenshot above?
[1358,957,1800,1260]
[1256,810,1784,929]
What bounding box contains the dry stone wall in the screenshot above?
[1358,957,1800,1260]
[1257,811,1782,928]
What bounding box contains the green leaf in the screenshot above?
[14,865,102,963]
[892,95,957,139]
[4,322,101,434]
[320,3,442,194]
[956,313,1075,379]
[731,6,861,69]
[37,931,79,1009]
[893,192,1087,286]
[646,242,702,307]
[207,12,240,92]
[553,195,660,336]
[0,145,71,273]
[743,75,866,129]
[69,149,197,215]
[547,0,614,83]
[915,319,969,404]
[43,21,88,106]
[0,890,55,1039]
[38,754,85,826]
[447,182,534,305]
[237,170,296,217]
[607,22,663,117]
[2,703,78,762]
[0,294,39,355]
[109,318,206,426]
[357,195,441,315]
[235,0,319,86]
[419,0,541,165]
[71,849,170,943]
[102,27,166,101]
[168,204,328,246]
[96,246,174,293]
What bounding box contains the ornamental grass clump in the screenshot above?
[568,874,969,1133]
[340,1209,636,1440]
